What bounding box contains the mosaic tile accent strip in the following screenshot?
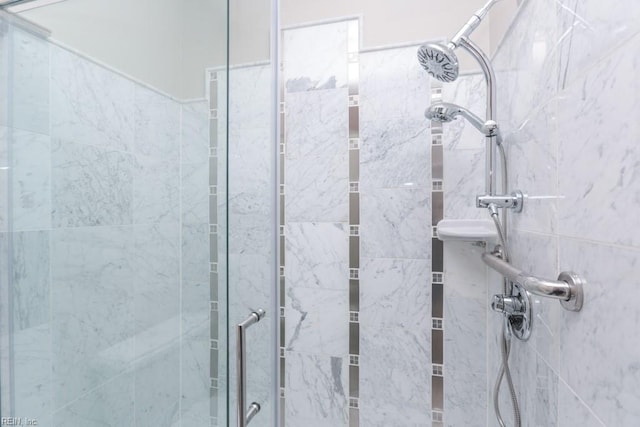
[208,70,219,424]
[347,19,360,427]
[279,39,287,427]
[430,81,445,426]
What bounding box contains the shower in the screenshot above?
[418,0,524,426]
[418,0,585,424]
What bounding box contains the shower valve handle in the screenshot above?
[491,295,525,315]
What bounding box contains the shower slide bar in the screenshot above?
[237,309,266,427]
[482,252,585,312]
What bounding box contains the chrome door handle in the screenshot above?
[237,309,266,427]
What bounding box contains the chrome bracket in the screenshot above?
[491,283,532,341]
[476,190,525,213]
[558,271,585,312]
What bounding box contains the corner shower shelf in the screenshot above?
[436,219,498,243]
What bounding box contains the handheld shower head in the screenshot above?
[425,102,502,143]
[417,43,459,82]
[424,102,460,123]
[425,102,483,127]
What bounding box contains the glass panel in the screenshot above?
[227,0,278,426]
[0,1,229,425]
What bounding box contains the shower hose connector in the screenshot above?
[477,190,525,212]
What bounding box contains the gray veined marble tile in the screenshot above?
[0,171,6,233]
[285,88,348,160]
[11,230,50,331]
[51,46,135,152]
[11,129,52,231]
[228,191,273,256]
[51,139,133,227]
[443,241,486,300]
[50,226,134,407]
[442,148,485,221]
[284,352,348,427]
[181,222,209,284]
[0,125,7,167]
[0,33,7,129]
[12,324,51,426]
[557,378,606,427]
[285,222,348,291]
[132,156,180,224]
[228,252,272,315]
[359,46,432,122]
[10,27,50,135]
[506,99,559,235]
[285,151,349,223]
[444,370,486,427]
[228,127,272,196]
[229,64,272,130]
[532,353,559,427]
[359,118,431,191]
[134,345,180,427]
[557,32,640,248]
[556,0,640,90]
[181,160,209,224]
[181,280,209,340]
[360,187,430,259]
[284,287,348,357]
[283,21,348,93]
[180,333,211,423]
[359,257,430,331]
[444,297,487,375]
[180,100,210,164]
[492,0,562,129]
[52,372,135,427]
[359,325,431,427]
[285,88,348,223]
[132,223,180,340]
[133,85,180,160]
[558,238,640,426]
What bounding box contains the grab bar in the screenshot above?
[482,252,585,311]
[237,309,266,427]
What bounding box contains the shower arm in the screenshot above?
[450,0,504,48]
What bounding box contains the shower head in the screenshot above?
[417,43,459,83]
[417,0,502,82]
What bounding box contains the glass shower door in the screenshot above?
[225,0,279,426]
[0,1,231,425]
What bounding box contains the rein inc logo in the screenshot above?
[1,418,38,425]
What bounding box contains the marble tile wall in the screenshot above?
[179,98,212,427]
[440,73,490,427]
[280,19,433,427]
[359,45,431,427]
[282,21,350,427]
[486,0,640,425]
[0,17,213,427]
[225,62,275,427]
